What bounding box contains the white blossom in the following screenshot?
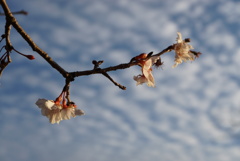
[133,54,159,87]
[35,99,84,124]
[172,32,195,68]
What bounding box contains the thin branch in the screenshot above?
[0,10,28,16]
[0,0,68,78]
[70,61,138,77]
[69,45,173,78]
[4,16,12,50]
[0,0,176,83]
[0,0,13,77]
[155,45,174,57]
[64,79,71,103]
[12,10,28,15]
[102,72,126,90]
[0,0,201,93]
[91,60,126,90]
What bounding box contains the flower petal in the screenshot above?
[133,75,148,85]
[45,100,56,110]
[35,99,48,109]
[75,109,85,116]
[48,109,62,124]
[176,32,183,43]
[61,108,74,120]
[146,72,155,87]
[173,32,195,67]
[36,98,83,124]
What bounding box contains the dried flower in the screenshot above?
[172,32,195,68]
[133,53,160,87]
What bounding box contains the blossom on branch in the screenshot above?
[133,53,160,87]
[35,93,84,124]
[172,32,195,68]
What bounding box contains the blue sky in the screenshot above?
[1,0,240,161]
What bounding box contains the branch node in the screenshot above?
[92,60,104,69]
[147,51,154,58]
[184,38,191,43]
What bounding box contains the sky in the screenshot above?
[1,0,240,161]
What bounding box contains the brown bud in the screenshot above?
[154,58,164,68]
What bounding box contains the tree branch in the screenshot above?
[69,45,173,78]
[0,10,28,16]
[0,0,201,94]
[0,0,176,83]
[0,0,68,78]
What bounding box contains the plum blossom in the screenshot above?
[36,96,84,124]
[133,53,160,87]
[172,32,195,68]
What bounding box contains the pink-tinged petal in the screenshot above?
[133,75,148,85]
[75,109,85,116]
[172,57,183,68]
[141,56,159,86]
[36,98,83,124]
[142,69,155,87]
[133,55,159,87]
[45,100,56,110]
[40,107,49,116]
[35,99,48,109]
[48,110,62,124]
[173,32,195,67]
[143,55,160,70]
[61,108,74,120]
[176,32,183,43]
[146,72,155,87]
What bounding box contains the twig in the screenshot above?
[0,10,28,16]
[0,0,68,78]
[92,60,126,90]
[102,72,126,90]
[69,45,172,78]
[70,61,138,77]
[0,0,201,93]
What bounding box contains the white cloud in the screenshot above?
[1,0,240,161]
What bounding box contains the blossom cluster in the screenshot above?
[172,32,195,68]
[35,32,199,124]
[133,53,160,87]
[35,92,84,124]
[133,32,198,87]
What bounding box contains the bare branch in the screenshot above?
[0,0,202,115]
[70,61,138,77]
[102,72,126,90]
[0,10,28,16]
[0,0,68,78]
[91,60,126,89]
[69,45,173,78]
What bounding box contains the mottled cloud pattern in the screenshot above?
[1,0,240,161]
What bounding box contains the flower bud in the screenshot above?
[25,55,35,60]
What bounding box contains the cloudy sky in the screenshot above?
[1,0,240,160]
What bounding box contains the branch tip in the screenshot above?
[92,60,104,69]
[102,72,126,90]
